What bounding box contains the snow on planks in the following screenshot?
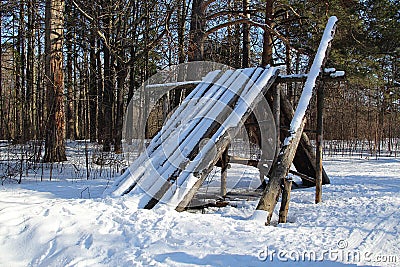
[106,66,279,211]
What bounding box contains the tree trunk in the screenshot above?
[0,10,3,138]
[188,0,206,62]
[43,0,67,162]
[261,0,274,67]
[89,24,97,142]
[65,0,75,140]
[242,0,250,68]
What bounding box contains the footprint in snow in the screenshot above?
[42,209,49,217]
[77,234,93,249]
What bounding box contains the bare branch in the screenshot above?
[203,18,291,47]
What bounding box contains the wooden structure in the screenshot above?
[107,17,341,224]
[107,67,279,211]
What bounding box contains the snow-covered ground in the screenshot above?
[1,148,399,266]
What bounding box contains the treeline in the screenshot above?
[0,0,399,161]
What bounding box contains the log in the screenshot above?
[315,82,324,203]
[289,170,315,184]
[220,147,229,197]
[278,177,293,223]
[256,118,306,223]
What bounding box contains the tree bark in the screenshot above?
[89,23,97,142]
[44,0,67,162]
[102,14,113,152]
[242,0,250,68]
[261,0,274,67]
[65,0,75,140]
[188,0,207,62]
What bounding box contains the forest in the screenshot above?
[0,0,399,162]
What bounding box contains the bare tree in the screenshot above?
[43,0,67,162]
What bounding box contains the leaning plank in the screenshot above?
[255,16,338,225]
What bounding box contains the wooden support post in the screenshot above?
[221,146,229,197]
[273,85,280,158]
[279,177,293,223]
[315,83,324,203]
[256,118,306,225]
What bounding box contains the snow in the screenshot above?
[330,71,345,78]
[290,16,337,134]
[146,80,201,89]
[1,152,400,266]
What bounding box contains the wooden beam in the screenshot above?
[315,82,325,203]
[279,177,293,223]
[279,89,330,186]
[276,71,345,83]
[256,118,306,224]
[288,170,315,183]
[221,147,229,197]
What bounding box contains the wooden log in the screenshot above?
[256,118,306,224]
[315,82,324,203]
[275,70,346,83]
[288,170,315,184]
[278,177,293,223]
[220,147,229,197]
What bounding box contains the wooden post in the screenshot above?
[256,118,306,225]
[273,85,280,158]
[315,82,324,203]
[279,177,292,223]
[221,146,229,197]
